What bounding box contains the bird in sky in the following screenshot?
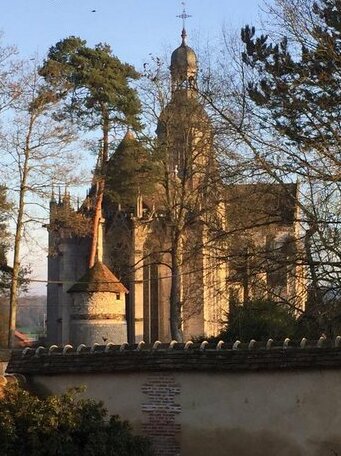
[91,9,96,13]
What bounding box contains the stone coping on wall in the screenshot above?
[0,349,12,362]
[6,337,341,375]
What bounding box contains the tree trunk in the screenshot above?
[304,223,324,331]
[88,183,104,268]
[8,118,33,348]
[170,246,183,342]
[8,255,20,348]
[88,108,109,268]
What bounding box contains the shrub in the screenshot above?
[219,299,297,342]
[0,384,153,456]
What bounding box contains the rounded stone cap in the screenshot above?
[170,28,197,83]
[171,43,197,80]
[171,43,197,69]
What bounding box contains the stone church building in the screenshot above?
[46,28,306,347]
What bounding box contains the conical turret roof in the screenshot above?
[113,130,136,155]
[107,130,138,169]
[68,261,128,294]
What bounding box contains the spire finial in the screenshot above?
[181,28,187,44]
[51,184,56,203]
[177,2,192,44]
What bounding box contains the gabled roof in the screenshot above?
[68,261,128,294]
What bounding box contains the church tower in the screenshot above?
[154,22,227,340]
[157,27,214,188]
[170,27,198,93]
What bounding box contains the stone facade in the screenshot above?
[66,261,128,346]
[46,30,306,346]
[47,215,90,344]
[69,291,127,346]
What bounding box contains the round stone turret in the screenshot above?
[68,261,128,346]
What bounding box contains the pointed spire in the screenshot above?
[97,216,104,263]
[63,186,71,207]
[111,128,137,161]
[171,3,197,93]
[136,187,143,218]
[177,2,191,44]
[181,27,187,45]
[124,128,135,141]
[50,184,56,204]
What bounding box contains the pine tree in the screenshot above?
[241,1,341,160]
[239,0,341,311]
[40,36,142,268]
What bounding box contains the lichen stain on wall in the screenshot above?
[310,437,341,456]
[181,427,304,456]
[19,369,341,456]
[181,428,341,456]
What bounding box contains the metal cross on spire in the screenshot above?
[177,2,192,43]
[177,2,192,28]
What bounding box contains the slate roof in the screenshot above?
[68,261,128,294]
[225,183,298,226]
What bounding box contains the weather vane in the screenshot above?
[177,2,192,29]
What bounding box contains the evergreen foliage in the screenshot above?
[0,385,153,456]
[240,0,341,315]
[39,36,141,138]
[106,134,159,208]
[241,1,341,151]
[219,299,297,342]
[217,297,341,342]
[39,36,143,270]
[297,291,341,339]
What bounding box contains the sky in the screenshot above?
[2,0,265,64]
[0,0,267,295]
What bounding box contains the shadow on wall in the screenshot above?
[181,428,341,456]
[313,439,341,456]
